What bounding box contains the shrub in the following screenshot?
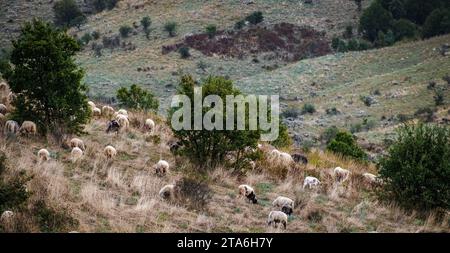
[91,31,100,40]
[357,39,373,50]
[234,20,245,30]
[116,84,159,112]
[331,37,340,50]
[347,39,359,51]
[102,35,120,49]
[427,81,436,90]
[392,19,418,40]
[32,200,79,232]
[92,0,118,12]
[321,126,339,144]
[270,122,292,149]
[325,107,340,115]
[414,107,435,122]
[53,0,85,28]
[245,11,264,25]
[178,47,191,59]
[92,42,103,57]
[434,89,445,106]
[337,39,348,52]
[141,16,151,38]
[378,123,450,210]
[350,122,363,133]
[119,25,132,38]
[175,176,212,211]
[359,1,393,41]
[422,8,450,38]
[80,32,92,46]
[373,89,381,96]
[327,131,367,160]
[281,107,301,118]
[205,24,217,38]
[360,95,374,106]
[388,0,406,19]
[164,21,178,37]
[343,25,353,39]
[2,20,90,135]
[301,103,316,114]
[443,74,450,85]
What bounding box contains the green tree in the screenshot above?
[359,1,393,42]
[388,0,406,19]
[164,21,178,37]
[205,24,217,38]
[53,0,85,28]
[392,19,417,40]
[169,75,261,169]
[378,123,450,210]
[141,16,152,39]
[116,84,159,112]
[327,131,367,160]
[119,25,132,38]
[1,19,90,135]
[270,122,292,148]
[245,11,264,25]
[422,8,450,38]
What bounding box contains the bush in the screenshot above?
[357,39,373,50]
[434,89,445,106]
[32,200,79,232]
[359,1,393,41]
[414,107,436,122]
[80,32,92,46]
[301,103,316,114]
[392,19,418,40]
[325,107,340,115]
[321,126,339,144]
[116,84,159,112]
[245,11,264,25]
[378,123,450,210]
[178,47,191,59]
[53,0,85,28]
[327,131,367,160]
[234,20,245,30]
[270,122,292,149]
[164,21,178,37]
[205,24,217,38]
[281,107,301,118]
[92,0,118,12]
[92,42,103,57]
[343,25,353,39]
[119,25,132,38]
[347,39,359,51]
[331,37,340,50]
[2,20,90,135]
[360,95,374,106]
[91,31,100,40]
[175,176,212,211]
[443,74,450,85]
[102,35,120,49]
[422,8,450,38]
[141,16,151,38]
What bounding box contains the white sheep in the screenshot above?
[267,211,288,229]
[0,103,6,114]
[0,82,8,93]
[154,160,169,176]
[269,149,293,165]
[70,138,85,151]
[238,184,258,204]
[71,147,83,162]
[303,176,321,189]
[37,148,50,162]
[104,145,117,159]
[144,118,155,132]
[116,109,128,116]
[19,120,37,136]
[159,184,176,200]
[272,196,294,215]
[116,114,129,130]
[4,120,19,134]
[102,105,115,117]
[87,101,96,109]
[334,167,350,183]
[7,92,17,104]
[363,173,380,187]
[0,210,14,222]
[92,107,102,117]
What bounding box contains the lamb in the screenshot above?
[116,114,129,130]
[272,196,294,216]
[0,210,14,222]
[19,121,37,136]
[37,148,50,162]
[144,118,155,131]
[92,107,102,117]
[154,160,169,176]
[303,176,321,189]
[0,103,6,114]
[70,138,85,151]
[363,173,381,187]
[4,120,19,135]
[267,211,288,229]
[71,147,83,162]
[102,105,115,117]
[334,167,350,183]
[104,145,117,159]
[238,184,258,204]
[106,120,121,134]
[292,153,308,164]
[159,184,175,200]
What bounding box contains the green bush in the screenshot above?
[116,84,159,112]
[270,122,292,149]
[205,24,217,38]
[53,0,85,28]
[91,31,100,40]
[434,89,445,106]
[327,131,367,160]
[119,25,132,38]
[245,11,264,25]
[422,8,450,38]
[141,16,151,38]
[281,107,301,118]
[343,25,354,39]
[32,200,79,232]
[302,103,316,114]
[359,1,393,42]
[378,123,450,210]
[178,47,191,59]
[234,20,245,30]
[321,126,339,144]
[392,19,418,40]
[92,0,118,12]
[80,32,92,46]
[164,21,178,37]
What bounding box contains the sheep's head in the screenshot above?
[282,205,293,216]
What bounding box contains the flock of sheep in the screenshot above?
[1,81,381,231]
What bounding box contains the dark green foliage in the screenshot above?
[169,75,261,169]
[92,0,118,12]
[80,32,92,46]
[359,1,393,42]
[343,25,353,39]
[302,103,316,114]
[178,47,191,59]
[270,122,292,149]
[327,131,367,160]
[175,176,212,211]
[234,20,245,30]
[433,89,445,106]
[321,126,339,144]
[32,200,79,232]
[392,19,418,40]
[325,107,340,115]
[414,107,435,122]
[245,11,264,25]
[141,16,151,38]
[360,95,374,106]
[116,84,159,112]
[331,37,340,50]
[91,31,100,40]
[388,0,406,19]
[347,39,359,51]
[281,107,301,118]
[205,24,217,38]
[422,8,450,38]
[53,0,86,28]
[164,21,178,37]
[405,0,447,25]
[119,25,132,38]
[378,123,450,210]
[2,20,90,135]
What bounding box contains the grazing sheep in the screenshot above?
[272,196,294,215]
[104,145,117,159]
[144,118,155,131]
[0,113,5,127]
[37,148,50,162]
[159,184,175,200]
[238,184,258,204]
[70,138,85,151]
[292,153,308,164]
[168,140,182,153]
[0,82,8,93]
[87,101,96,109]
[106,119,121,134]
[269,149,293,165]
[71,147,83,162]
[116,109,128,116]
[8,92,17,104]
[0,104,6,114]
[0,210,14,222]
[303,176,321,189]
[102,105,115,117]
[19,121,37,136]
[279,152,294,164]
[267,211,288,229]
[116,114,129,130]
[4,120,19,135]
[334,167,350,183]
[363,173,380,187]
[154,160,169,176]
[92,107,101,117]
